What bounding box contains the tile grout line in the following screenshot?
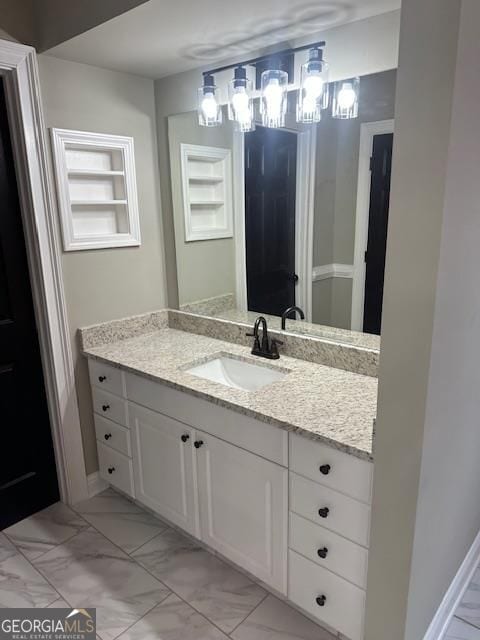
[226,591,270,637]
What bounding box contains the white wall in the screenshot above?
[38,55,167,474]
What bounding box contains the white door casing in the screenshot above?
[0,39,87,504]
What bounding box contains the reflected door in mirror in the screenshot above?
[363,132,393,335]
[245,127,297,316]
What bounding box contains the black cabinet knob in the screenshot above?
[316,595,327,607]
[98,375,107,382]
[181,434,190,443]
[317,547,328,559]
[194,440,204,449]
[319,464,331,475]
[318,507,330,519]
[104,433,112,441]
[107,466,115,474]
[102,404,110,412]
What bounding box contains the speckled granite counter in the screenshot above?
[82,326,377,461]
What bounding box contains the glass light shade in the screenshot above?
[197,78,222,127]
[260,69,288,128]
[228,72,254,132]
[296,50,329,123]
[332,77,360,119]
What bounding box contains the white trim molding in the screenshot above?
[87,471,108,498]
[423,528,480,640]
[351,119,394,332]
[0,39,88,504]
[232,132,247,311]
[312,263,354,282]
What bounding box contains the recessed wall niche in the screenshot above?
[50,128,141,251]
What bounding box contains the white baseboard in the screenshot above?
[424,528,480,640]
[87,472,108,498]
[312,263,354,282]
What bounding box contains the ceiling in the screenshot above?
[44,0,401,80]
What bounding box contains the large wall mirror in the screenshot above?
[167,40,397,350]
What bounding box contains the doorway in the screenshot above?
[0,80,59,528]
[244,126,297,317]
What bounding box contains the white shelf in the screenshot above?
[71,200,128,206]
[51,128,141,251]
[68,170,125,177]
[188,175,223,184]
[181,143,233,242]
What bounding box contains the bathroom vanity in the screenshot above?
[81,314,377,640]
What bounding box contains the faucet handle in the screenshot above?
[269,338,283,358]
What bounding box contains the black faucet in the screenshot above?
[281,306,305,330]
[246,316,283,360]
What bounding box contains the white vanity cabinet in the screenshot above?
[87,359,373,640]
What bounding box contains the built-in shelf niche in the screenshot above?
[181,143,233,242]
[50,128,141,251]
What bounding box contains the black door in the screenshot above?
[363,132,394,335]
[0,80,59,529]
[244,126,297,317]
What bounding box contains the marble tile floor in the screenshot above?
[0,489,336,640]
[2,488,479,639]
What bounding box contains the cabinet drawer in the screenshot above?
[94,414,131,457]
[290,473,370,547]
[92,386,128,427]
[290,433,373,504]
[288,549,365,640]
[125,372,287,466]
[289,512,368,589]
[89,359,125,397]
[97,441,134,497]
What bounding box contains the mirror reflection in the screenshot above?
[169,68,396,348]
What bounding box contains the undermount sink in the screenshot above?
[186,354,289,391]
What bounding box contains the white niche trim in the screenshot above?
[50,128,141,251]
[180,143,233,242]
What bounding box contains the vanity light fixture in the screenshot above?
[197,73,222,127]
[197,41,360,129]
[228,66,255,132]
[332,77,360,119]
[296,47,329,124]
[260,68,288,128]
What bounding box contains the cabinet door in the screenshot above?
[196,432,287,593]
[129,403,198,536]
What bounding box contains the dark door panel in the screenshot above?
[0,80,59,529]
[363,132,394,335]
[245,127,297,317]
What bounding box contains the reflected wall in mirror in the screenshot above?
[168,69,396,348]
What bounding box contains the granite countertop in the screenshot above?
[83,326,377,461]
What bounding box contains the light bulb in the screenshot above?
[264,79,282,118]
[201,91,218,119]
[232,89,250,121]
[303,74,324,99]
[337,83,356,110]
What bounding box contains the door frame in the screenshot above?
[232,126,316,321]
[351,119,394,332]
[0,39,88,504]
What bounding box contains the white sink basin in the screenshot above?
[186,354,288,391]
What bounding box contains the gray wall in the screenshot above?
[38,55,167,474]
[168,110,236,306]
[312,70,396,327]
[365,0,466,638]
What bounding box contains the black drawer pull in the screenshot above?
[318,507,330,518]
[98,375,107,382]
[194,440,204,449]
[107,467,115,474]
[319,464,331,475]
[102,404,110,412]
[317,547,328,559]
[316,595,327,607]
[104,433,112,441]
[181,434,190,443]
